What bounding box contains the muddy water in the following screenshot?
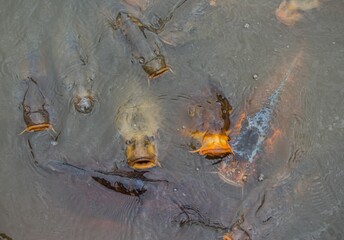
[0,0,343,240]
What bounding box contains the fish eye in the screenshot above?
[138,57,145,64]
[125,139,134,145]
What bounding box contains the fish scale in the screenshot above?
[232,51,298,163]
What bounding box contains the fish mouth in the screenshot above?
[191,133,233,158]
[128,157,158,170]
[142,55,170,79]
[146,66,170,79]
[73,95,94,114]
[19,123,54,135]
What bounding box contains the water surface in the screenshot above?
[0,0,343,239]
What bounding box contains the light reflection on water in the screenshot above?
[0,0,343,239]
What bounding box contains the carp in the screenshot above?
[182,83,233,158]
[52,3,100,114]
[114,78,161,169]
[275,0,320,26]
[20,77,55,134]
[218,48,305,187]
[19,48,56,135]
[111,11,170,79]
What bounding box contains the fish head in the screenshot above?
[21,108,52,133]
[217,160,251,187]
[142,55,170,79]
[191,131,233,158]
[73,94,95,114]
[125,135,158,170]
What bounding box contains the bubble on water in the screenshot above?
[258,173,264,182]
[253,73,259,80]
[244,23,250,29]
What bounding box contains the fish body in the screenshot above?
[57,29,97,114]
[115,79,161,169]
[21,77,53,134]
[122,0,215,47]
[275,0,320,26]
[114,12,169,79]
[218,49,304,186]
[19,48,55,134]
[44,160,233,232]
[233,78,286,163]
[45,160,151,197]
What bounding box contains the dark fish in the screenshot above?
[218,49,304,187]
[45,160,166,197]
[62,30,96,114]
[44,160,231,232]
[113,12,170,79]
[20,77,55,134]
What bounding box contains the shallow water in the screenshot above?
[0,0,343,239]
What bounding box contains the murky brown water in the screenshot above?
[1,0,344,239]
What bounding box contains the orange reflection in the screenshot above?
[275,0,320,26]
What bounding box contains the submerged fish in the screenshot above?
[19,48,56,135]
[62,30,97,114]
[122,0,216,47]
[53,8,99,115]
[114,79,161,169]
[112,11,170,79]
[43,160,233,232]
[275,0,320,26]
[183,83,233,158]
[218,48,305,187]
[44,160,163,197]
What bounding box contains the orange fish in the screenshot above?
[275,0,320,26]
[184,84,234,158]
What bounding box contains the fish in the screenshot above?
[114,78,162,169]
[275,0,320,26]
[218,48,305,187]
[158,0,216,46]
[19,48,56,135]
[111,11,170,79]
[52,7,99,115]
[61,30,97,114]
[182,83,234,158]
[0,232,13,240]
[44,160,164,197]
[20,77,55,134]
